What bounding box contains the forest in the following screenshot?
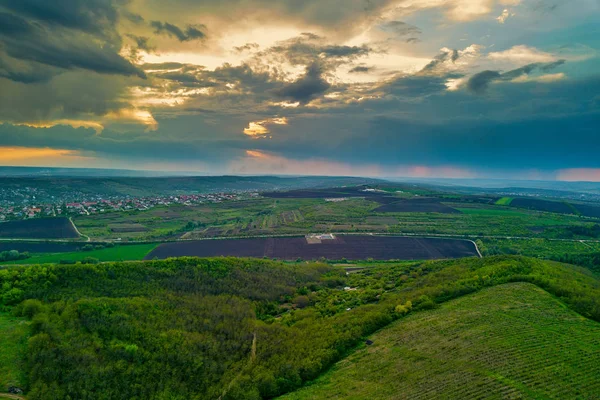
[1,255,600,399]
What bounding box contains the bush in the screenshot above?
[395,300,413,316]
[294,295,310,309]
[413,295,436,311]
[0,250,30,262]
[20,299,45,319]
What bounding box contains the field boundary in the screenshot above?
[69,217,90,242]
[468,240,483,258]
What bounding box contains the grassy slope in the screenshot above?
[0,312,29,390]
[495,197,514,206]
[283,283,600,400]
[0,244,157,265]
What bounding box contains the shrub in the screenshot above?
[20,299,45,319]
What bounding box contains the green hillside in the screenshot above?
[0,312,29,390]
[283,283,600,399]
[1,256,600,399]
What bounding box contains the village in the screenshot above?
[0,189,258,222]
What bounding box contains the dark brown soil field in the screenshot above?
[145,236,478,261]
[374,199,461,214]
[109,223,148,233]
[510,198,575,214]
[262,187,399,204]
[573,204,600,219]
[0,217,79,239]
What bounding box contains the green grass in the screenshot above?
[0,244,157,265]
[480,238,600,257]
[0,312,29,390]
[456,208,529,217]
[71,195,598,242]
[496,197,514,206]
[283,283,600,399]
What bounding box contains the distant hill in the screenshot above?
[0,174,384,200]
[0,166,170,177]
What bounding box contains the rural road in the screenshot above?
[2,231,600,246]
[69,217,90,242]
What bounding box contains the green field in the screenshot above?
[496,197,514,206]
[456,208,532,217]
[71,196,598,242]
[0,312,29,390]
[283,283,600,399]
[0,244,157,265]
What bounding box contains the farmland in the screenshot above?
[71,193,599,242]
[510,198,576,215]
[1,184,600,270]
[0,242,82,253]
[145,236,479,261]
[282,283,600,400]
[0,244,157,265]
[373,198,460,213]
[0,217,79,239]
[495,196,513,206]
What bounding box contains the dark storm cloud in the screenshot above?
[275,62,331,104]
[141,62,190,70]
[0,57,57,83]
[0,12,145,79]
[386,75,449,98]
[320,45,371,58]
[126,34,155,52]
[0,0,121,36]
[150,21,206,42]
[467,70,502,94]
[264,34,372,67]
[379,21,422,37]
[467,60,566,94]
[349,66,374,73]
[234,43,260,53]
[0,0,146,83]
[0,69,132,124]
[420,49,459,74]
[2,71,600,172]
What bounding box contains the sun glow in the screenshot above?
[243,117,288,137]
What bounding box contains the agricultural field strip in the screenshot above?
[145,236,479,261]
[4,231,600,244]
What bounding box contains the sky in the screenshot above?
[0,0,599,180]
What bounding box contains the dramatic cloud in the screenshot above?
[467,60,566,93]
[0,0,598,177]
[275,62,331,104]
[0,13,144,79]
[150,21,206,42]
[379,21,422,38]
[0,0,121,35]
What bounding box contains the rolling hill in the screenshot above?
[282,283,600,399]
